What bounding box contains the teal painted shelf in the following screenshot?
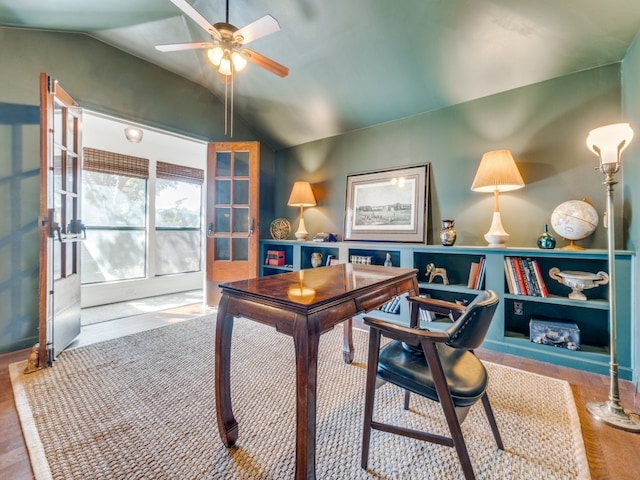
[259,240,635,379]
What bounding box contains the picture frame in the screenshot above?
[344,164,430,242]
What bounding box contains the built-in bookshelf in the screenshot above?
[259,239,634,379]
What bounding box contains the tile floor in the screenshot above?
[70,290,215,350]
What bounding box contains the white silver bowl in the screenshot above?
[548,268,609,301]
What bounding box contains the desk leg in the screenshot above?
[293,314,320,480]
[342,318,354,364]
[215,296,238,447]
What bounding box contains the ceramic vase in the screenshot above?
[311,252,323,268]
[537,224,556,249]
[440,219,457,246]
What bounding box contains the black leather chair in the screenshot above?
[361,290,503,480]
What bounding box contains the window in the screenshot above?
[154,162,204,276]
[80,149,204,285]
[81,149,148,284]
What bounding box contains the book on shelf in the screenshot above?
[475,257,486,289]
[467,262,480,288]
[525,259,542,297]
[531,259,549,298]
[378,295,401,314]
[520,258,537,296]
[504,258,517,294]
[504,259,513,294]
[510,257,528,295]
[419,294,435,322]
[505,256,549,298]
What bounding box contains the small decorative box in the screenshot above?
[529,318,580,351]
[266,250,285,266]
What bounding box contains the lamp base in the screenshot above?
[484,212,510,248]
[586,400,640,433]
[294,218,309,241]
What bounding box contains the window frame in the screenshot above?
[81,148,205,285]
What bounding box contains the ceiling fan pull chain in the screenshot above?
[231,71,234,137]
[224,78,228,135]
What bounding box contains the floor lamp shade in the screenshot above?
[471,150,525,247]
[586,123,634,168]
[288,181,317,241]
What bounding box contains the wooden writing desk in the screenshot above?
[215,263,419,479]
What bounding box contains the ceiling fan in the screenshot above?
[156,0,289,80]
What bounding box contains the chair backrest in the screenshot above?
[444,290,499,350]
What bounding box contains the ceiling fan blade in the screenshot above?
[156,41,212,52]
[234,15,280,45]
[242,49,289,78]
[170,0,217,35]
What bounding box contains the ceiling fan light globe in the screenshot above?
[208,46,224,66]
[219,57,232,76]
[231,51,247,71]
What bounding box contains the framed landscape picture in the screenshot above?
[344,164,430,242]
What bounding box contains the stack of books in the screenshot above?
[467,257,487,289]
[418,294,436,322]
[504,257,549,297]
[378,296,402,314]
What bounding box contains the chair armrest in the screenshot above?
[406,295,466,320]
[363,315,450,343]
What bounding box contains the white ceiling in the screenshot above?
[2,0,640,150]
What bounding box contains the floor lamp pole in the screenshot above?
[586,170,640,432]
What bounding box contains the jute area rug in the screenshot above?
[11,315,590,480]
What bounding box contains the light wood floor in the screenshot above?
[2,314,639,479]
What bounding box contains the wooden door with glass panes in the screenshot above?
[205,142,259,306]
[38,73,84,367]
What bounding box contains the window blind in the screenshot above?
[156,161,204,185]
[83,147,149,179]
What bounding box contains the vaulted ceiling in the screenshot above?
[1,0,640,150]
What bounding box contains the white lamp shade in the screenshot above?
[287,181,317,207]
[470,150,525,193]
[218,57,232,76]
[231,51,247,72]
[208,46,224,66]
[586,123,634,164]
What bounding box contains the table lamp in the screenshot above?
[471,150,525,247]
[288,181,316,241]
[584,122,640,433]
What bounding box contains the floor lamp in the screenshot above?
[585,122,640,433]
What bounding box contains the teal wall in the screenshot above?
[0,27,274,353]
[274,65,622,251]
[622,32,640,377]
[275,61,639,380]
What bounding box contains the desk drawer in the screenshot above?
[355,288,401,312]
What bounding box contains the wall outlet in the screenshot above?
[513,301,523,316]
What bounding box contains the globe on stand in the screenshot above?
[550,200,598,250]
